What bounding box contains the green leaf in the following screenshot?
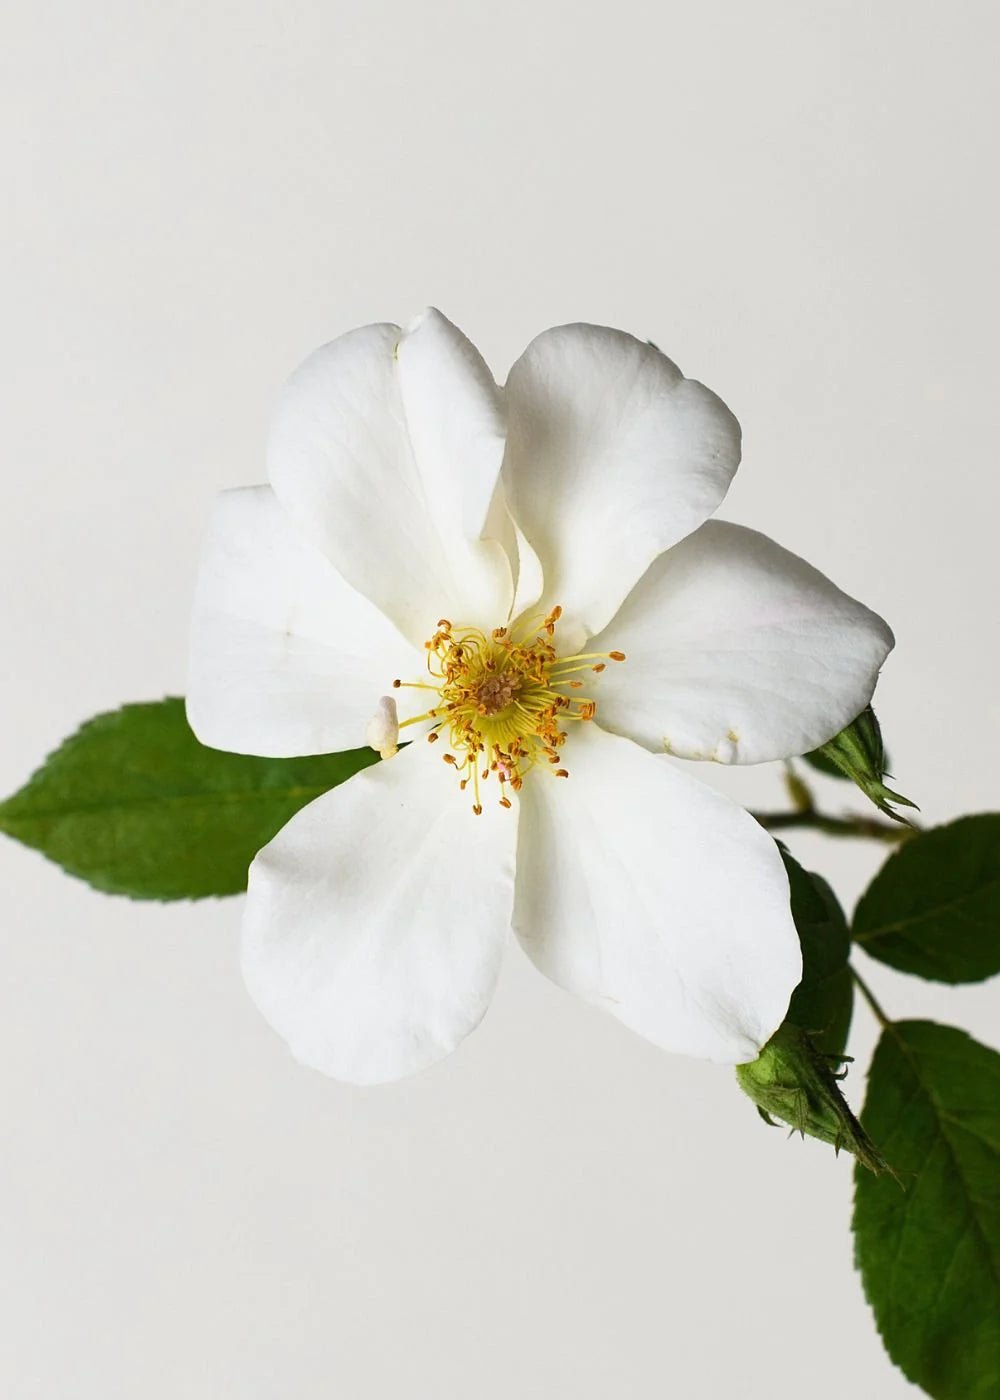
[782,851,853,1056]
[803,706,916,821]
[853,1021,1000,1399]
[0,699,379,900]
[854,814,1000,983]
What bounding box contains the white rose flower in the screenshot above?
[187,309,893,1085]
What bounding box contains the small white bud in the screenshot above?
[366,695,400,760]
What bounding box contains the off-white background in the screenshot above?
[3,2,998,1396]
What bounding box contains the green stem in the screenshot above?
[782,760,816,813]
[851,966,892,1028]
[752,810,913,842]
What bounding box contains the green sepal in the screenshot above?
[805,707,916,822]
[736,1024,891,1175]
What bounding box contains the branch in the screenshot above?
[851,966,892,1028]
[751,809,914,843]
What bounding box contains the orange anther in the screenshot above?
[609,651,626,662]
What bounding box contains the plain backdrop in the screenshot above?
[3,2,998,1397]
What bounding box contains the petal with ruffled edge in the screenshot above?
[242,740,518,1084]
[398,310,544,623]
[513,723,800,1063]
[267,310,517,647]
[589,520,894,765]
[502,324,741,646]
[187,486,420,757]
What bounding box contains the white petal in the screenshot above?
[481,482,546,622]
[513,723,800,1063]
[267,311,514,646]
[507,514,545,620]
[242,740,518,1084]
[590,521,895,765]
[396,309,504,546]
[187,486,419,757]
[503,324,741,644]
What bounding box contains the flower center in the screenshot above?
[393,607,625,813]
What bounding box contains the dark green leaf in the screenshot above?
[853,1021,1000,1399]
[0,699,379,900]
[854,814,1000,983]
[782,851,853,1056]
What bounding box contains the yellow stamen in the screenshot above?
[398,711,436,730]
[388,608,625,811]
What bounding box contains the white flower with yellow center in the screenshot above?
[187,310,893,1085]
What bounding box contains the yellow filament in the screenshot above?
[391,607,624,811]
